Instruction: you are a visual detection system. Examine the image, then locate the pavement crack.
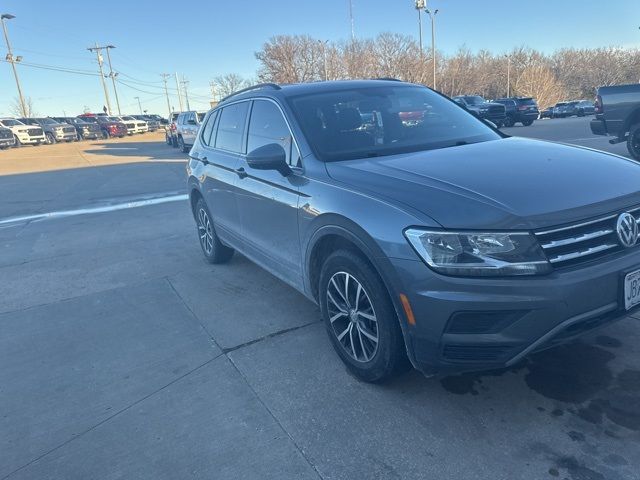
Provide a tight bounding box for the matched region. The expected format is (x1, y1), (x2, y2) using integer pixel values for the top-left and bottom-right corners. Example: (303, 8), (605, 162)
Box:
(222, 320), (321, 354)
(1, 354), (223, 480)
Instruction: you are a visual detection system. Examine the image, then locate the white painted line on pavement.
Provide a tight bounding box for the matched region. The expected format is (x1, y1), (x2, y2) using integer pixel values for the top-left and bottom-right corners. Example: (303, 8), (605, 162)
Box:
(0, 193), (188, 226)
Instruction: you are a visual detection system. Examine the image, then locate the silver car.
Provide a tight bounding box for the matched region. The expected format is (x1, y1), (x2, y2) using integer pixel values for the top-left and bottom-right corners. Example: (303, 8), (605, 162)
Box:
(176, 111), (206, 152)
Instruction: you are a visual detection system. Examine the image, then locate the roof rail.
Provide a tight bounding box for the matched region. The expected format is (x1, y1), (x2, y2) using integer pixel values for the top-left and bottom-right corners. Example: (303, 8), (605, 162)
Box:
(219, 83), (281, 103)
(375, 77), (403, 82)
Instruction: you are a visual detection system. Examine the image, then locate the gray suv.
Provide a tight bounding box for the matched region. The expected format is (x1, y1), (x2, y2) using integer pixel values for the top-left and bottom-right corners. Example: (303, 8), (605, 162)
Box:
(176, 111), (206, 152)
(187, 80), (640, 382)
(18, 117), (77, 143)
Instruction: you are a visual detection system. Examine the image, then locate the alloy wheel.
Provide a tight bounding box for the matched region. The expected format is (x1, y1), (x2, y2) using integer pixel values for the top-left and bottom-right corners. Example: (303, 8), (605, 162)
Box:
(197, 207), (214, 256)
(326, 271), (379, 363)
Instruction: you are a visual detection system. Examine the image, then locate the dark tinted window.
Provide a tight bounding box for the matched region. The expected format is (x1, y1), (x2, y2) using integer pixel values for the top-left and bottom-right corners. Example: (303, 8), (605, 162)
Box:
(288, 86), (499, 162)
(516, 98), (536, 106)
(197, 113), (206, 122)
(247, 100), (299, 166)
(200, 110), (218, 146)
(215, 102), (249, 153)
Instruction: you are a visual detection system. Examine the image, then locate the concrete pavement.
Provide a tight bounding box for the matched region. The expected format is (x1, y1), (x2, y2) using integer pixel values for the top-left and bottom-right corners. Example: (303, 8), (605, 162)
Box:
(1, 125), (639, 480)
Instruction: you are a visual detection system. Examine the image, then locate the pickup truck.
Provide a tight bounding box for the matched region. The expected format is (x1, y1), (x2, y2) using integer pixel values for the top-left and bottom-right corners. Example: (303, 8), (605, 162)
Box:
(590, 83), (640, 160)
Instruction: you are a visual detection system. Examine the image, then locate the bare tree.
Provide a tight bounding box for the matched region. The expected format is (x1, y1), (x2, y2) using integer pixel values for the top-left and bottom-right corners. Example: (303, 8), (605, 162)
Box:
(212, 73), (251, 99)
(514, 63), (565, 109)
(9, 96), (35, 117)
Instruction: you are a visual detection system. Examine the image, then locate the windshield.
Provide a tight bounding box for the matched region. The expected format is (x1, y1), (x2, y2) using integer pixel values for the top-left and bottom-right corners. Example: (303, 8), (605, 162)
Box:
(518, 98), (537, 106)
(107, 117), (121, 122)
(39, 118), (58, 125)
(463, 96), (486, 105)
(288, 86), (500, 162)
(122, 116), (135, 121)
(1, 119), (23, 126)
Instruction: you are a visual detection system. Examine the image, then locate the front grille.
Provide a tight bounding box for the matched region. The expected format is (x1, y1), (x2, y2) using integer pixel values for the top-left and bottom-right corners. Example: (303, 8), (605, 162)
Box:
(126, 123), (135, 128)
(28, 128), (43, 136)
(535, 208), (640, 268)
(0, 129), (12, 139)
(136, 122), (145, 127)
(63, 126), (75, 134)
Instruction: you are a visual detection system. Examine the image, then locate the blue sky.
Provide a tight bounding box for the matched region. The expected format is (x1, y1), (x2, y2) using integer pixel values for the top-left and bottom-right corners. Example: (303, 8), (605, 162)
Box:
(0, 0), (638, 117)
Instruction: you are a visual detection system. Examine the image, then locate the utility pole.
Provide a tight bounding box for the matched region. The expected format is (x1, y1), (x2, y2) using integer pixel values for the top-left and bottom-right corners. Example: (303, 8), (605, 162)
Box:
(209, 81), (217, 104)
(87, 43), (112, 115)
(161, 73), (172, 118)
(104, 45), (121, 115)
(175, 72), (184, 111)
(134, 96), (142, 115)
(348, 0), (355, 42)
(319, 40), (329, 81)
(1, 13), (27, 117)
(507, 60), (511, 97)
(180, 76), (191, 111)
(426, 9), (439, 90)
(414, 0), (425, 58)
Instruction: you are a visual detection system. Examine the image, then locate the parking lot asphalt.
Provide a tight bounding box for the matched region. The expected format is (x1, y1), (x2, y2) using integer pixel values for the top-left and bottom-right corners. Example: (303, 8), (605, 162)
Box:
(1, 120), (639, 480)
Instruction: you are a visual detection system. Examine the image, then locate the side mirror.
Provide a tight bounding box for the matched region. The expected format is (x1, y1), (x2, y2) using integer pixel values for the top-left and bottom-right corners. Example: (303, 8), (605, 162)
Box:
(246, 143), (290, 176)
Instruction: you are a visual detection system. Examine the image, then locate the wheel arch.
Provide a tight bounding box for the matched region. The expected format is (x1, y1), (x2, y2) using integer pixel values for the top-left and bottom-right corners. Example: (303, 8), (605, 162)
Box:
(624, 107), (640, 134)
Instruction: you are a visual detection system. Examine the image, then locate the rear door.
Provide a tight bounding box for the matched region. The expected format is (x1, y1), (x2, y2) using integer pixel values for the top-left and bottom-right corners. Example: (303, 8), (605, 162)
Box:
(197, 102), (250, 243)
(234, 99), (303, 286)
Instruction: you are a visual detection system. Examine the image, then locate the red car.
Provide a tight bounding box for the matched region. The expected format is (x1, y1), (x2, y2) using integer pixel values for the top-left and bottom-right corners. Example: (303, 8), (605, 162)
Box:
(78, 114), (127, 138)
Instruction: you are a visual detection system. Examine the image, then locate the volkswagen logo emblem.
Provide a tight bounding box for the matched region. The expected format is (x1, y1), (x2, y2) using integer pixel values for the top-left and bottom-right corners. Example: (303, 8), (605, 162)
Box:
(616, 212), (639, 248)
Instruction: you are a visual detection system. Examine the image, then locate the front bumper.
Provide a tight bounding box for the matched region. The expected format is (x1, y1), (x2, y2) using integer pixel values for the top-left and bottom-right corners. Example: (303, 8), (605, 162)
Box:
(16, 133), (45, 144)
(392, 248), (640, 374)
(54, 131), (77, 141)
(0, 137), (14, 147)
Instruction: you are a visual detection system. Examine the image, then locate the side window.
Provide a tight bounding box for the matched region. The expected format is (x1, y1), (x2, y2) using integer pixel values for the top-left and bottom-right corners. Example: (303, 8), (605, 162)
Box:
(247, 100), (300, 167)
(215, 102), (249, 153)
(177, 114), (184, 125)
(200, 111), (218, 146)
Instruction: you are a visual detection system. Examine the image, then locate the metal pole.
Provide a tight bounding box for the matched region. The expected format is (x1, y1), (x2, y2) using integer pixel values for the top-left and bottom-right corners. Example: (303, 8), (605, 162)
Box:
(507, 56), (511, 97)
(104, 46), (121, 115)
(134, 96), (142, 115)
(175, 72), (184, 111)
(348, 0), (355, 41)
(418, 9), (423, 58)
(88, 43), (112, 115)
(427, 9), (438, 90)
(1, 15), (27, 117)
(161, 74), (172, 118)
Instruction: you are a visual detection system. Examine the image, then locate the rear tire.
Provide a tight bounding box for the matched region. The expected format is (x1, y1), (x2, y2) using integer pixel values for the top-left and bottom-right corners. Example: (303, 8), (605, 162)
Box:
(319, 249), (407, 383)
(101, 130), (110, 139)
(627, 123), (640, 161)
(503, 116), (515, 128)
(194, 198), (234, 264)
(165, 133), (172, 145)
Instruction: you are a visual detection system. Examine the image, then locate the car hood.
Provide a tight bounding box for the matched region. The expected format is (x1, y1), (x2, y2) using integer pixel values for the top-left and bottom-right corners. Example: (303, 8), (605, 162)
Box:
(325, 137), (640, 230)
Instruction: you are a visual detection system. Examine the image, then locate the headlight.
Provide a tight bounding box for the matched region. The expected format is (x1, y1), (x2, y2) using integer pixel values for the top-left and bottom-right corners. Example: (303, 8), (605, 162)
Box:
(404, 229), (551, 276)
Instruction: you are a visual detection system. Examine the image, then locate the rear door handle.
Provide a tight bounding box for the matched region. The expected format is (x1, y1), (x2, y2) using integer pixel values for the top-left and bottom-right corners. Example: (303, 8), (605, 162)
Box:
(235, 167), (248, 179)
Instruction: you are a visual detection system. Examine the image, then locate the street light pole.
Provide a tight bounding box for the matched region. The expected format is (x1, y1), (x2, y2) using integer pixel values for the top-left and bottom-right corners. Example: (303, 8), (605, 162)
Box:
(1, 13), (27, 117)
(426, 9), (439, 90)
(348, 0), (355, 42)
(87, 43), (112, 115)
(175, 72), (184, 111)
(415, 0), (425, 58)
(507, 55), (511, 97)
(104, 46), (121, 115)
(134, 96), (142, 115)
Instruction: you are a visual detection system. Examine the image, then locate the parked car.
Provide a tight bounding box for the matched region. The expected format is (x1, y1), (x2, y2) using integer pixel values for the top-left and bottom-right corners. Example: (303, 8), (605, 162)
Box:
(176, 110), (206, 152)
(51, 117), (102, 140)
(539, 106), (555, 119)
(452, 95), (506, 126)
(590, 83), (640, 160)
(134, 115), (159, 132)
(18, 117), (77, 144)
(79, 115), (127, 138)
(575, 100), (595, 116)
(116, 116), (142, 135)
(187, 79), (640, 382)
(493, 97), (539, 126)
(165, 112), (180, 147)
(146, 114), (168, 126)
(0, 118), (46, 146)
(552, 102), (573, 118)
(0, 125), (15, 149)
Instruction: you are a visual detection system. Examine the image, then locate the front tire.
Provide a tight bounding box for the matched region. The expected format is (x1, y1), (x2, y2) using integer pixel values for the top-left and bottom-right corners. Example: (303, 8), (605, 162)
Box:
(194, 198), (234, 264)
(503, 116), (515, 128)
(627, 123), (640, 161)
(13, 135), (21, 147)
(45, 132), (55, 144)
(522, 119), (534, 126)
(178, 136), (189, 153)
(319, 250), (407, 382)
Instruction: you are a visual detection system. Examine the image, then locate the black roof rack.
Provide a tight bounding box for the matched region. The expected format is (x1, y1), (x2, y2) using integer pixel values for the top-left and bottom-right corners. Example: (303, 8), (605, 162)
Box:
(375, 77), (403, 82)
(219, 83), (281, 103)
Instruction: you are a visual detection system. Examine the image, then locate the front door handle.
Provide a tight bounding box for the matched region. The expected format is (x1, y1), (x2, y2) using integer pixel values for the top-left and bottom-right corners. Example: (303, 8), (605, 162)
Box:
(235, 167), (248, 179)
